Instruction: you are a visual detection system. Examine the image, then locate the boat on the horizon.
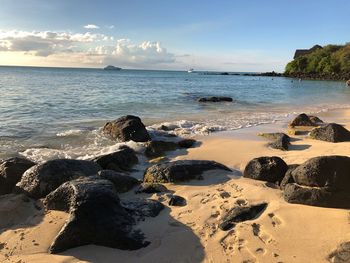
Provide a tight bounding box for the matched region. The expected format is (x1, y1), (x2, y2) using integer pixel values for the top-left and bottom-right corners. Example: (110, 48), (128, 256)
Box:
(187, 68), (194, 73)
(104, 65), (122, 71)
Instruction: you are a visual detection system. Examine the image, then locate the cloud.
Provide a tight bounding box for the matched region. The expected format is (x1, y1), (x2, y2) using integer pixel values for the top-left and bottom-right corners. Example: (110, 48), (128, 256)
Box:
(0, 29), (176, 68)
(107, 25), (115, 29)
(84, 24), (99, 29)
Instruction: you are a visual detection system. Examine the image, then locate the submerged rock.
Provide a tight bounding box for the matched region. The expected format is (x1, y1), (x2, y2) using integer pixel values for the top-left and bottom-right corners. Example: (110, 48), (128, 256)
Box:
(198, 96), (233, 102)
(143, 160), (231, 183)
(45, 177), (148, 253)
(289, 113), (317, 127)
(177, 139), (196, 148)
(219, 203), (268, 231)
(98, 170), (139, 193)
(0, 157), (36, 195)
(93, 146), (138, 172)
(310, 123), (350, 142)
(243, 156), (288, 183)
(103, 115), (151, 142)
(135, 183), (168, 194)
(144, 141), (178, 158)
(168, 195), (187, 206)
(15, 159), (101, 199)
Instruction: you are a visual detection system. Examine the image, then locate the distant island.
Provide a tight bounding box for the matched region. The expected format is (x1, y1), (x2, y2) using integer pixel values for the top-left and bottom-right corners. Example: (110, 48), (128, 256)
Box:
(104, 65), (122, 70)
(284, 43), (350, 81)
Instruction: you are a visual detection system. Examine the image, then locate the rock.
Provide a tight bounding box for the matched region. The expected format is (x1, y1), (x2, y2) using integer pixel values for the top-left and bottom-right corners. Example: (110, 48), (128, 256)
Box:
(283, 183), (334, 207)
(15, 159), (101, 199)
(198, 97), (233, 102)
(93, 146), (138, 172)
(135, 183), (168, 194)
(309, 116), (323, 124)
(219, 203), (268, 231)
(121, 198), (164, 220)
(44, 177), (147, 253)
(144, 141), (178, 158)
(283, 156), (350, 208)
(0, 157), (36, 195)
(243, 157), (288, 183)
(177, 139), (196, 148)
(259, 133), (290, 151)
(310, 123), (350, 142)
(328, 241), (350, 263)
(291, 156), (350, 191)
(289, 113), (317, 127)
(144, 160), (231, 183)
(168, 195), (187, 206)
(103, 115), (151, 142)
(280, 164), (298, 189)
(98, 170), (139, 193)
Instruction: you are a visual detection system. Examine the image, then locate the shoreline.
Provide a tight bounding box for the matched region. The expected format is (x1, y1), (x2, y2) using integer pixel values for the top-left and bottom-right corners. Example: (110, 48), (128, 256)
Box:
(1, 108), (350, 262)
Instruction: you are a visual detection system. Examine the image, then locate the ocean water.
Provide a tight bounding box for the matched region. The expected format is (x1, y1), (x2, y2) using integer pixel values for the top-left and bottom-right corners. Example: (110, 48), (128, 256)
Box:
(1, 66), (349, 162)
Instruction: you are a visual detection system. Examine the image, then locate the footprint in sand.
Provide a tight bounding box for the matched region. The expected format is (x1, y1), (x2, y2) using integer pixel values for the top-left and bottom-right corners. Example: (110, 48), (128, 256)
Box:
(252, 223), (276, 245)
(268, 213), (282, 227)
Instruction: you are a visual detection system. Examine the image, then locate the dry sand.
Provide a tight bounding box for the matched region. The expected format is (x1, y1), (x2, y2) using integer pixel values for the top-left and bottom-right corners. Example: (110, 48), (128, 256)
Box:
(1, 109), (350, 263)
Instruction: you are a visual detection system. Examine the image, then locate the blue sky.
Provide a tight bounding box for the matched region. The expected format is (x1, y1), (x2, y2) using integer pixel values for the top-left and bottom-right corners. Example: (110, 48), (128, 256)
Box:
(0, 0), (349, 71)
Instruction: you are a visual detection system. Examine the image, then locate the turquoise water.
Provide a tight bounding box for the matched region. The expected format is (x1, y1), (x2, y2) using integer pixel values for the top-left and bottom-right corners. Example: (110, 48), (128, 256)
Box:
(0, 66), (349, 161)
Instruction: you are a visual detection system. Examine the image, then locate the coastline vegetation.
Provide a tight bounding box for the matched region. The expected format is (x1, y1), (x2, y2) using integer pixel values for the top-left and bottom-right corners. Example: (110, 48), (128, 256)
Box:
(285, 43), (350, 80)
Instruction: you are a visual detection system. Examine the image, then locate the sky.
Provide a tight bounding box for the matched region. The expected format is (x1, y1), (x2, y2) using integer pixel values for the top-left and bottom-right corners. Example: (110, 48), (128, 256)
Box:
(0, 0), (349, 72)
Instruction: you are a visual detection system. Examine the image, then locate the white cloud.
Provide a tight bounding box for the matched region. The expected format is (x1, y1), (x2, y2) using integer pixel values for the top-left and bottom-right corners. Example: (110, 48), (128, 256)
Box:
(107, 25), (115, 29)
(0, 29), (176, 68)
(83, 24), (99, 29)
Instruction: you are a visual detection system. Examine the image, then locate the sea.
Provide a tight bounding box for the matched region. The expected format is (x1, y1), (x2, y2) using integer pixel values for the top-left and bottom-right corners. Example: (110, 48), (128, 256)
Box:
(1, 66), (349, 162)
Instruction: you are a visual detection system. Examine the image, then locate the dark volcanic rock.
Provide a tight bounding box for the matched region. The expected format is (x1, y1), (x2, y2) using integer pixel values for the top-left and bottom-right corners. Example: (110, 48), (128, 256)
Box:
(283, 183), (334, 207)
(289, 113), (317, 127)
(135, 183), (168, 194)
(283, 156), (350, 208)
(243, 157), (288, 183)
(291, 156), (350, 191)
(280, 164), (298, 189)
(45, 177), (147, 253)
(15, 159), (101, 199)
(309, 116), (323, 124)
(260, 133), (290, 151)
(198, 96), (233, 102)
(103, 115), (151, 142)
(0, 157), (36, 195)
(98, 170), (139, 193)
(143, 160), (231, 183)
(144, 141), (178, 158)
(168, 195), (187, 206)
(310, 123), (350, 142)
(93, 147), (138, 172)
(121, 198), (164, 220)
(178, 139), (196, 148)
(328, 241), (350, 263)
(219, 203), (268, 231)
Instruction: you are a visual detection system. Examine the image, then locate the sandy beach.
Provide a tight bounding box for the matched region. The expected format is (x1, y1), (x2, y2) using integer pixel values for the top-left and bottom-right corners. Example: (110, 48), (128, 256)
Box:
(0, 108), (350, 263)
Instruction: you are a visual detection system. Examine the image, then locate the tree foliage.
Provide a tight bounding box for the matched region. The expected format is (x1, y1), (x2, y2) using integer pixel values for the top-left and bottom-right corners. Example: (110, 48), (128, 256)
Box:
(285, 44), (350, 76)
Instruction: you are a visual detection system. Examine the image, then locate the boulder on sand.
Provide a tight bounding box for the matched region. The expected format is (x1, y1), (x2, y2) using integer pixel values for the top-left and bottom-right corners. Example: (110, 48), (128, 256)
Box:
(243, 156), (288, 183)
(143, 160), (231, 183)
(289, 113), (318, 127)
(283, 156), (350, 208)
(219, 203), (268, 231)
(135, 183), (168, 194)
(92, 146), (138, 172)
(44, 177), (148, 253)
(259, 133), (290, 151)
(144, 141), (178, 158)
(310, 123), (350, 142)
(15, 159), (101, 199)
(97, 170), (140, 193)
(0, 157), (36, 195)
(103, 115), (151, 142)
